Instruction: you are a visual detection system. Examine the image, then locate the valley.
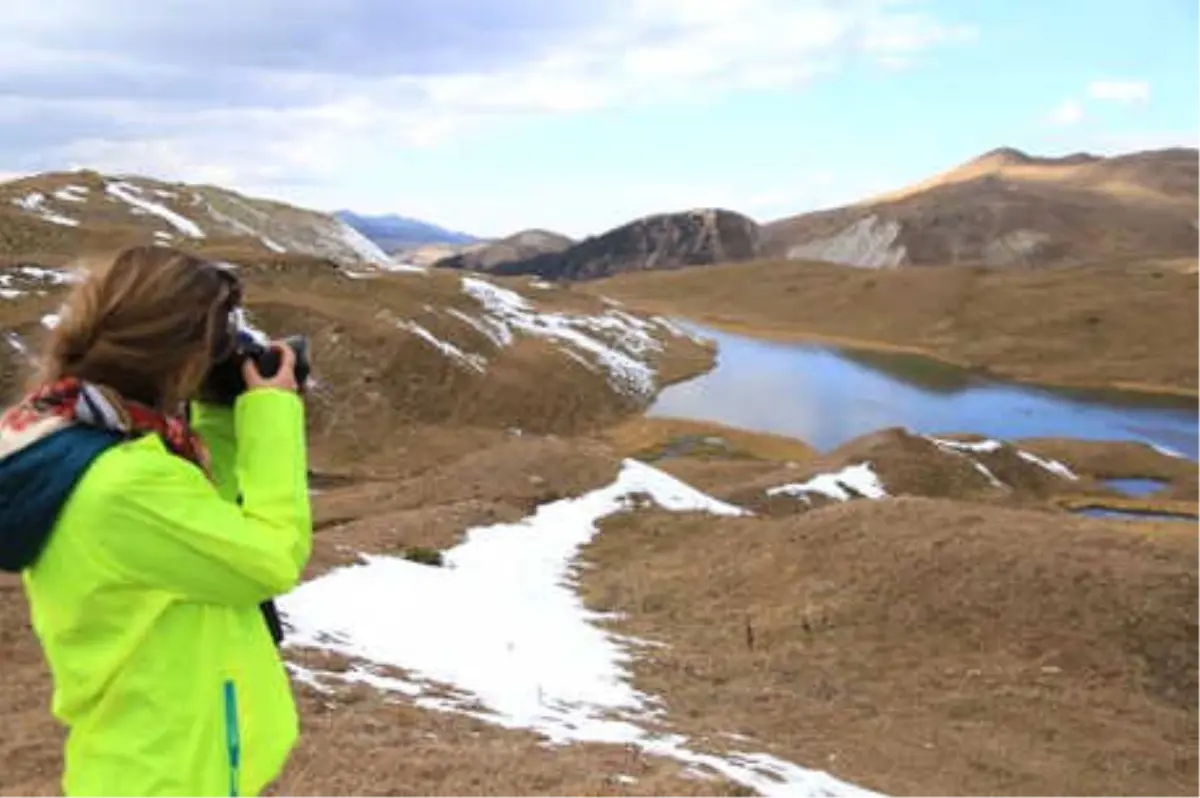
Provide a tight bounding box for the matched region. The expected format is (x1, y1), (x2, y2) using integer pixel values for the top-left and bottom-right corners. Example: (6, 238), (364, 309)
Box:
(0, 148), (1196, 797)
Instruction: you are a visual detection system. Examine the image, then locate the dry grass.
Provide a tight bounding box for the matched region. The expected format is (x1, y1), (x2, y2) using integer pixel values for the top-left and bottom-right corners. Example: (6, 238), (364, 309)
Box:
(600, 417), (817, 463)
(587, 258), (1200, 395)
(2, 260), (711, 473)
(578, 498), (1199, 796)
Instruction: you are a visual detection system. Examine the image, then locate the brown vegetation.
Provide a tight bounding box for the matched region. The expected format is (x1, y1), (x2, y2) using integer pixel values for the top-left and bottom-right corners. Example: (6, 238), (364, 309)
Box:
(579, 497), (1199, 796)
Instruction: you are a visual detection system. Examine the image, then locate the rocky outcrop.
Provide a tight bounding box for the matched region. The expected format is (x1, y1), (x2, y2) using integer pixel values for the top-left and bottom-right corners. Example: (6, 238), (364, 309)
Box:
(469, 209), (761, 281)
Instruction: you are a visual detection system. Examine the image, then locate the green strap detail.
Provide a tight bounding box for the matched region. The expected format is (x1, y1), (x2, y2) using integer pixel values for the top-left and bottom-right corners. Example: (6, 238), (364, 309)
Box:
(223, 680), (241, 797)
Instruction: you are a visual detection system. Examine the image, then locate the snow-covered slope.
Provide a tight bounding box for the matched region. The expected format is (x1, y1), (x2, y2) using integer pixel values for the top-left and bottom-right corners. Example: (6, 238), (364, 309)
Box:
(0, 171), (392, 268)
(282, 459), (873, 797)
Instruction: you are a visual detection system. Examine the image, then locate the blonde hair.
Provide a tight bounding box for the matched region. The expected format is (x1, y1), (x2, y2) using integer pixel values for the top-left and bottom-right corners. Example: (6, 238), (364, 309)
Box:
(36, 245), (237, 410)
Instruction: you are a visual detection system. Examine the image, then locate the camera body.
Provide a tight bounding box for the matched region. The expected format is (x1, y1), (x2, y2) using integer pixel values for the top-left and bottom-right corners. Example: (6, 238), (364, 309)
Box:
(198, 329), (311, 406)
(239, 332), (311, 385)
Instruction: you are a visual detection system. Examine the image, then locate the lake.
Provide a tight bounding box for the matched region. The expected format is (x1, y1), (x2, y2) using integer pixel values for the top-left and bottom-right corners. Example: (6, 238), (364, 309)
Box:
(649, 323), (1199, 460)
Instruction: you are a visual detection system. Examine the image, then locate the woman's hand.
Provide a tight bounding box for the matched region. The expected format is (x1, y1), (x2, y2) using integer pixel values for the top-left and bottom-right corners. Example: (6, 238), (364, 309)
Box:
(242, 341), (299, 392)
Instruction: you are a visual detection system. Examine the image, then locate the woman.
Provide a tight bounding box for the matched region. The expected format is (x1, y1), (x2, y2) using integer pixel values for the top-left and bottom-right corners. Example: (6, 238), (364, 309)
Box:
(0, 245), (311, 796)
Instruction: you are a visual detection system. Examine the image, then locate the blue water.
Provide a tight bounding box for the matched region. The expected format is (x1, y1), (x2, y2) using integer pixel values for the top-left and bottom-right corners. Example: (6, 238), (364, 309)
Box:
(650, 323), (1199, 460)
(1103, 478), (1170, 497)
(1075, 507), (1195, 523)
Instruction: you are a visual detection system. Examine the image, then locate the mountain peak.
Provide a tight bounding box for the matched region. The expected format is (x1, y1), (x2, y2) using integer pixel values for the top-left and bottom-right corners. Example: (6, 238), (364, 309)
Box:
(969, 147), (1034, 168)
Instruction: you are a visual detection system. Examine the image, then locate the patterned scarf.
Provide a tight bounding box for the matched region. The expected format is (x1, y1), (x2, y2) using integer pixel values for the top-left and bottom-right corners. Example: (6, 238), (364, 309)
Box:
(0, 377), (209, 474)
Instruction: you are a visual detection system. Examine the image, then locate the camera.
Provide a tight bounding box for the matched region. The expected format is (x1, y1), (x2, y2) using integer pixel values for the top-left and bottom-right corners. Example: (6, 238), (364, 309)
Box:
(198, 327), (311, 406)
(237, 331), (311, 385)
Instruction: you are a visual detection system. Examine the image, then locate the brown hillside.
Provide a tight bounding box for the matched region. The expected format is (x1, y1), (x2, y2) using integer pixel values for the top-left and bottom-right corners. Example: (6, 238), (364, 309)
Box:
(433, 229), (573, 272)
(580, 497), (1198, 796)
(763, 147), (1199, 267)
(587, 257), (1200, 395)
(1, 257), (712, 474)
(0, 170), (393, 268)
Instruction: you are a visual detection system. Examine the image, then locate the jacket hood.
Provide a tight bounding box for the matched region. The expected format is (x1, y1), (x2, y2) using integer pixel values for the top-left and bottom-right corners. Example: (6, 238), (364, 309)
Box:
(0, 424), (121, 572)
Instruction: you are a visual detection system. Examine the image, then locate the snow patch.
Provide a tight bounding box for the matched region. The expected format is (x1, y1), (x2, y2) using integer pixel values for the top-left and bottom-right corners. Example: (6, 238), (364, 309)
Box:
(1016, 450), (1079, 480)
(11, 193), (80, 227)
(334, 219), (391, 266)
(198, 197), (286, 253)
(379, 261), (427, 274)
(1151, 443), (1186, 459)
(4, 332), (27, 355)
(52, 185), (89, 203)
(445, 308), (514, 348)
(928, 437), (1003, 454)
(280, 462), (865, 796)
(786, 215), (906, 268)
(0, 265), (77, 299)
(41, 313), (60, 330)
(397, 320), (487, 373)
(460, 277), (661, 397)
(767, 462), (887, 502)
(927, 437), (1009, 490)
(529, 280), (555, 290)
(105, 181), (206, 238)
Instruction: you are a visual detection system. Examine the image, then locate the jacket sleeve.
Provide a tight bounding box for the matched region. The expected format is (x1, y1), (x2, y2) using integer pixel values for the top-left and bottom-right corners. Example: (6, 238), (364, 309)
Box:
(188, 400), (240, 504)
(84, 388), (312, 605)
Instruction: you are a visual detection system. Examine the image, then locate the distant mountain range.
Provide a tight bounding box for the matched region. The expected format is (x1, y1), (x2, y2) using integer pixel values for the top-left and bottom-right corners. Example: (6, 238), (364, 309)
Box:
(459, 211), (759, 281)
(333, 210), (478, 252)
(1, 145), (1193, 282)
(429, 145), (1198, 279)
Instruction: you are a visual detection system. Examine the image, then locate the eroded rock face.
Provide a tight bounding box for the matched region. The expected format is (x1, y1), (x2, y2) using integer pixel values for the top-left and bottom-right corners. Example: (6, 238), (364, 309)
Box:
(784, 215), (907, 268)
(458, 209), (762, 281)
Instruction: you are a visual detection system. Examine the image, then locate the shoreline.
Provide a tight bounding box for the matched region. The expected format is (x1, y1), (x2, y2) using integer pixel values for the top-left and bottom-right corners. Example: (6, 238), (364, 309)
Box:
(633, 306), (1200, 402)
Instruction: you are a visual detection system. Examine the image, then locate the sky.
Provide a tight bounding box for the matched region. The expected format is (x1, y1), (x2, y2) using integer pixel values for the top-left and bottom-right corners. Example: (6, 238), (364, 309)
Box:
(1, 0), (1196, 238)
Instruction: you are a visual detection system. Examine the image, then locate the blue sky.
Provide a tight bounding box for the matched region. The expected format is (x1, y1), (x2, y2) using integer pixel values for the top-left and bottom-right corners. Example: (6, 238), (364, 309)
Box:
(2, 0), (1196, 237)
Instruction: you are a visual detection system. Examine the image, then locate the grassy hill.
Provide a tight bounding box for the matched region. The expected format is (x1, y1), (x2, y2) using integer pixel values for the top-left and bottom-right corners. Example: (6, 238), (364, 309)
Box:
(763, 147), (1199, 268)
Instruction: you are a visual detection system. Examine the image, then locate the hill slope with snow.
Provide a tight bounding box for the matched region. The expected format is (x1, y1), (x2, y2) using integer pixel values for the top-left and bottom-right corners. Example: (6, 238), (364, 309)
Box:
(0, 170), (393, 269)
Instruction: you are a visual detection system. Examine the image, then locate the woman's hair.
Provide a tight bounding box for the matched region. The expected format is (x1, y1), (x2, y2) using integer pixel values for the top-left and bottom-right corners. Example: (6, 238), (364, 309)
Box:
(35, 245), (239, 410)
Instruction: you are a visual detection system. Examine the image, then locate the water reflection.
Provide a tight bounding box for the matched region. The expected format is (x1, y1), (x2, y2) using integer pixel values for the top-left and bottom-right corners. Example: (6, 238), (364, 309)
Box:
(650, 322), (1199, 459)
(1074, 507), (1195, 523)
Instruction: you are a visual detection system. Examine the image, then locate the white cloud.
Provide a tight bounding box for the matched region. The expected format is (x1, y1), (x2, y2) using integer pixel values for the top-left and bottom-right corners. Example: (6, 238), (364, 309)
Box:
(0, 0), (975, 211)
(1087, 80), (1151, 103)
(1049, 98), (1085, 126)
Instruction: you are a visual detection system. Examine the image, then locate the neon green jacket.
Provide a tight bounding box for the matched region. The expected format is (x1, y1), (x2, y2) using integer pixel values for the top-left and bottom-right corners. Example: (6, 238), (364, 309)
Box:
(20, 389), (311, 796)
